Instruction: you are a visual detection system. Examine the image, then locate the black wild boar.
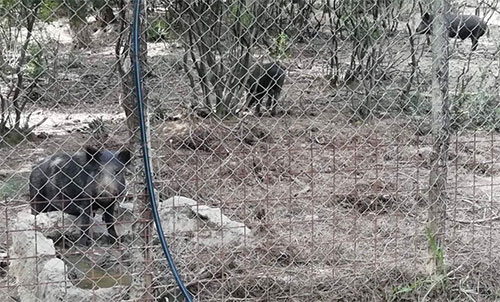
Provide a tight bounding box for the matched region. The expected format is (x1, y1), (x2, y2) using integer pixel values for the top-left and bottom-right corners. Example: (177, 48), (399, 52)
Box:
(246, 62), (286, 116)
(416, 13), (488, 51)
(29, 146), (131, 245)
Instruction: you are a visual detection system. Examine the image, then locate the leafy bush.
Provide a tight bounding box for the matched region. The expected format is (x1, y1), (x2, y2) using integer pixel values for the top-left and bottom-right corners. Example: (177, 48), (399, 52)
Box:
(452, 92), (500, 131)
(270, 32), (290, 60)
(27, 44), (45, 79)
(402, 92), (432, 116)
(147, 18), (170, 42)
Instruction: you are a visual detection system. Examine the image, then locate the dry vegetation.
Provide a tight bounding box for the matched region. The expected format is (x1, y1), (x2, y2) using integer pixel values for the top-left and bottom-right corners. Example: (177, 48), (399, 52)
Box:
(2, 0), (500, 301)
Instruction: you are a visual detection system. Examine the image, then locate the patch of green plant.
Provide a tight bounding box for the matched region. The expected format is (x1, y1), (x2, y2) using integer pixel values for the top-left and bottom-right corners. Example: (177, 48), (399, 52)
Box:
(391, 279), (425, 301)
(228, 2), (253, 29)
(0, 176), (25, 200)
(39, 0), (60, 22)
(390, 273), (448, 301)
(270, 32), (290, 60)
(341, 14), (382, 41)
(452, 91), (500, 131)
(1, 129), (25, 146)
(360, 18), (382, 40)
(147, 18), (170, 42)
(401, 91), (432, 116)
(0, 0), (17, 12)
(27, 44), (45, 79)
(426, 228), (445, 272)
(390, 229), (447, 301)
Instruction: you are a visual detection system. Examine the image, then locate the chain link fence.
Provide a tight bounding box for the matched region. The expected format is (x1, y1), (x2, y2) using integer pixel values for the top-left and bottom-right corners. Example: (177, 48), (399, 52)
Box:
(1, 0), (500, 301)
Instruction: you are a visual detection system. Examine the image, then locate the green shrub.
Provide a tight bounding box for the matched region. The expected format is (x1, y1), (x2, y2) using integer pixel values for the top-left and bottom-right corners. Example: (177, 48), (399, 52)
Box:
(270, 32), (290, 60)
(147, 18), (169, 42)
(452, 92), (500, 131)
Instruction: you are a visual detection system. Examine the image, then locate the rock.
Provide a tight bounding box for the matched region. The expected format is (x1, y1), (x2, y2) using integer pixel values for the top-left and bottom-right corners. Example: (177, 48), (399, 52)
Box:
(9, 213), (126, 302)
(114, 202), (134, 238)
(20, 196), (251, 247)
(10, 213), (57, 302)
(29, 212), (80, 240)
(96, 253), (120, 270)
(22, 202), (135, 242)
(159, 196), (252, 246)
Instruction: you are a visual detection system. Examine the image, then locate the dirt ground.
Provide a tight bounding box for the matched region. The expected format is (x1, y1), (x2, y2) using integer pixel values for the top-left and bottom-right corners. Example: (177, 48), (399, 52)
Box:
(2, 3), (500, 301)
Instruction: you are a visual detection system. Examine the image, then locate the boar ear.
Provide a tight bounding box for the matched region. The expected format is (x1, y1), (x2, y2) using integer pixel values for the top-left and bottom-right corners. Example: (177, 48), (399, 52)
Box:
(84, 146), (101, 160)
(117, 149), (132, 165)
(423, 12), (431, 20)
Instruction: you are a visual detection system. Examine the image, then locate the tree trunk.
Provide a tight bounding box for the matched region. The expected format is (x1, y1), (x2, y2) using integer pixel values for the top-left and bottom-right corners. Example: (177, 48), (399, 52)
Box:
(117, 0), (153, 300)
(68, 1), (92, 49)
(427, 0), (450, 276)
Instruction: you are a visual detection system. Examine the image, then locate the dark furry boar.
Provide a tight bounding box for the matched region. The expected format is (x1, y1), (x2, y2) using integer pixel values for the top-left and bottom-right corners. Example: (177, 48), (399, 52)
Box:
(416, 13), (488, 51)
(246, 62), (286, 116)
(29, 146), (131, 245)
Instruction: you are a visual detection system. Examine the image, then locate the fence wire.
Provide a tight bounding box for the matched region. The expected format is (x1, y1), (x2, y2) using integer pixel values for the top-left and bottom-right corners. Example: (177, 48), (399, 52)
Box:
(1, 0), (500, 301)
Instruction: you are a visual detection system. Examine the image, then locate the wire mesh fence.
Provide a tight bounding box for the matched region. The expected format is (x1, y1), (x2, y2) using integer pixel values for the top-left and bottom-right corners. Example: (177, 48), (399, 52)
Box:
(1, 0), (500, 301)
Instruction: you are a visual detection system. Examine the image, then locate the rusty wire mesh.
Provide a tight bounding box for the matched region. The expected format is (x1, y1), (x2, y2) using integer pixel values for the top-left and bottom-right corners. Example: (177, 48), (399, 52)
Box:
(1, 0), (500, 301)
